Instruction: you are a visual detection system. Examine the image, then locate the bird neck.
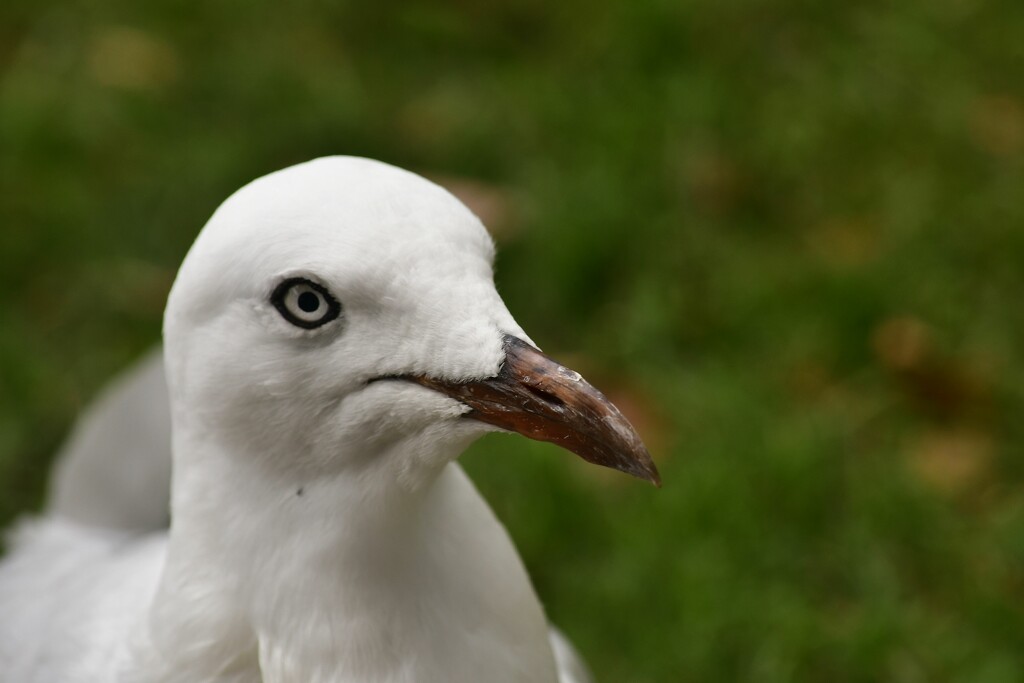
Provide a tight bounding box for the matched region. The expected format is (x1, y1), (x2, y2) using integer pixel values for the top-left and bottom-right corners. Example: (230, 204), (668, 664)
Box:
(143, 431), (559, 683)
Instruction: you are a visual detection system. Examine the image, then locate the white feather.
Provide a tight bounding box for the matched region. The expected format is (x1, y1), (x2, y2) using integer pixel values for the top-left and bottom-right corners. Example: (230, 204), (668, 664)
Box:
(1, 157), (594, 683)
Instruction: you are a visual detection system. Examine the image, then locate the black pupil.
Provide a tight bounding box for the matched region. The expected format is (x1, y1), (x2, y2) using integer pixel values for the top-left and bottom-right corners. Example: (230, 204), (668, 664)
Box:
(297, 291), (321, 313)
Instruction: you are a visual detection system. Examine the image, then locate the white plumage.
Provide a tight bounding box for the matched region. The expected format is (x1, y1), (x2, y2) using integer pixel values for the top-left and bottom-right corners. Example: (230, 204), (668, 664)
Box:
(1, 157), (655, 682)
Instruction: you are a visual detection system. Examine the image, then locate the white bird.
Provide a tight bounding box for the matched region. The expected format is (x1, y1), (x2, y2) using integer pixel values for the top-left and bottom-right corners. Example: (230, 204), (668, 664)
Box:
(0, 157), (659, 683)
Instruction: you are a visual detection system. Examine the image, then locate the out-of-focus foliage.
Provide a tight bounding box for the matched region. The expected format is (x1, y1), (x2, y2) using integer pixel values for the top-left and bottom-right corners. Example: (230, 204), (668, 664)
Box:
(2, 0), (1023, 680)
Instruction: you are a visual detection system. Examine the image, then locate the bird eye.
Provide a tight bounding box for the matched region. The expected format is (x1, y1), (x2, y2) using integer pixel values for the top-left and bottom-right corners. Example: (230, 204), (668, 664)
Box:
(271, 278), (341, 329)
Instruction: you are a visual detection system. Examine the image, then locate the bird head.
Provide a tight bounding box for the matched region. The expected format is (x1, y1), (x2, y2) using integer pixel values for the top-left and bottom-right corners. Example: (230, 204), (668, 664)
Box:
(164, 157), (658, 492)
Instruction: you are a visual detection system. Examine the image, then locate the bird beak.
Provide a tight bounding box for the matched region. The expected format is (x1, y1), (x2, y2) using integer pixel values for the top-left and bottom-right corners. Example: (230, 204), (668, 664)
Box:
(412, 335), (661, 486)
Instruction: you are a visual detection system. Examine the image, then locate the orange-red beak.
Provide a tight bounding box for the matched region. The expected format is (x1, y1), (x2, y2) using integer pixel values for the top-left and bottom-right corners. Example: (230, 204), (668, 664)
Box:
(411, 335), (660, 486)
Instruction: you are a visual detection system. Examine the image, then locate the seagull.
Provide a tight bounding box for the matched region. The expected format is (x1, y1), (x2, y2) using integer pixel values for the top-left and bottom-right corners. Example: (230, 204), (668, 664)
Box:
(0, 157), (659, 683)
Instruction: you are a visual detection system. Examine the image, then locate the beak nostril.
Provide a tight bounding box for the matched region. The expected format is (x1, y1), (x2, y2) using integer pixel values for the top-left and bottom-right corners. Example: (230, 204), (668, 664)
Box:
(525, 384), (565, 407)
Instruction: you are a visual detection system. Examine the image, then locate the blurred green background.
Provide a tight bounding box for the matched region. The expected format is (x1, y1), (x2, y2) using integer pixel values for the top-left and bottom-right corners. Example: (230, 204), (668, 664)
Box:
(2, 1), (1024, 680)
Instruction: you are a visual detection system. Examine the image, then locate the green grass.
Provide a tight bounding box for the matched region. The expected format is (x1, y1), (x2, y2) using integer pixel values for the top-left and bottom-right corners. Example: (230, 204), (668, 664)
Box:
(2, 0), (1024, 680)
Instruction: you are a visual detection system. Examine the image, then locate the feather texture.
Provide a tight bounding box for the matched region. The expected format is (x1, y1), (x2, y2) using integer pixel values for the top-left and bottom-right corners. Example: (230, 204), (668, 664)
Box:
(1, 157), (597, 683)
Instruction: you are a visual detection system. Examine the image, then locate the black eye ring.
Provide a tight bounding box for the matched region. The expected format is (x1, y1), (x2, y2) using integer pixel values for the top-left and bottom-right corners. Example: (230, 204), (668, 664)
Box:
(271, 277), (342, 329)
